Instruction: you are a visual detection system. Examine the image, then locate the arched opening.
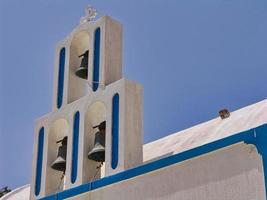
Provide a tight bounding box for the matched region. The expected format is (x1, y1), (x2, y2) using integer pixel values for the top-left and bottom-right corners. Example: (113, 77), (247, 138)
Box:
(83, 101), (107, 183)
(68, 31), (90, 103)
(46, 119), (69, 195)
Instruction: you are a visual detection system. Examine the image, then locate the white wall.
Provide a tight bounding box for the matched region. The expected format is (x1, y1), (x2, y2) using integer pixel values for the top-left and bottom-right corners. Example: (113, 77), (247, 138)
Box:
(67, 143), (266, 200)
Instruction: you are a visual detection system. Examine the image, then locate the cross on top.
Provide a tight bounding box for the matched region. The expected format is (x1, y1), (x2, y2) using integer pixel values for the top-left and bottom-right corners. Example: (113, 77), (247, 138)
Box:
(80, 5), (97, 24)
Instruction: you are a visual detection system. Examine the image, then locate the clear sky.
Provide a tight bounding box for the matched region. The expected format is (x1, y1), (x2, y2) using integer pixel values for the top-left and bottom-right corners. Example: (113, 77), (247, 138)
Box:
(0, 0), (267, 190)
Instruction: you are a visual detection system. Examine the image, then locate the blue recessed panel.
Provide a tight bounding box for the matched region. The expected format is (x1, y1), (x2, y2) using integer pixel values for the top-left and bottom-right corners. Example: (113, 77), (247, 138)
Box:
(93, 28), (101, 92)
(35, 127), (45, 196)
(57, 48), (65, 109)
(71, 111), (80, 183)
(111, 93), (119, 169)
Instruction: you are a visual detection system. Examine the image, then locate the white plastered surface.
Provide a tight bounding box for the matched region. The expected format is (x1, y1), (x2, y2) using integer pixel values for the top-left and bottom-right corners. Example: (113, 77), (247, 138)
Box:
(143, 99), (267, 163)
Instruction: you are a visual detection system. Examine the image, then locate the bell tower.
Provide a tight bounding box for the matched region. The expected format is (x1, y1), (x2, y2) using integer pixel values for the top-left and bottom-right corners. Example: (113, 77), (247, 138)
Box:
(29, 6), (143, 200)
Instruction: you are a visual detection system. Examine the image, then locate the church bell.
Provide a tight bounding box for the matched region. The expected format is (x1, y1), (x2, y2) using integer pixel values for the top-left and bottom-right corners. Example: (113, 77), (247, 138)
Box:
(51, 136), (68, 172)
(88, 121), (106, 162)
(75, 50), (89, 79)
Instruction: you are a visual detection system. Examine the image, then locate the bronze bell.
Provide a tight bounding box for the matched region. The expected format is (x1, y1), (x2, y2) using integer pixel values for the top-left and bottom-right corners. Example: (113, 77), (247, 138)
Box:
(51, 136), (68, 172)
(88, 121), (106, 162)
(75, 50), (89, 79)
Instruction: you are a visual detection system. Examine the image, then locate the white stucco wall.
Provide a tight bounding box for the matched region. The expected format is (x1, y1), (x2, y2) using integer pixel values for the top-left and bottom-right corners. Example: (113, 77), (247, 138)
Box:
(67, 143), (266, 200)
(144, 99), (267, 163)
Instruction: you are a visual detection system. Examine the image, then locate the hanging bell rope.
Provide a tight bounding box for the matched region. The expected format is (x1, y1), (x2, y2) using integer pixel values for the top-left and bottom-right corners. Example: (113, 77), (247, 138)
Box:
(91, 162), (103, 182)
(57, 171), (65, 192)
(88, 162), (103, 200)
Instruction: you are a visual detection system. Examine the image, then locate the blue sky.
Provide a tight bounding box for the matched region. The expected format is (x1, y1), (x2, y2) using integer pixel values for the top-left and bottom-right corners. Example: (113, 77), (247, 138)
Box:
(1, 0), (267, 190)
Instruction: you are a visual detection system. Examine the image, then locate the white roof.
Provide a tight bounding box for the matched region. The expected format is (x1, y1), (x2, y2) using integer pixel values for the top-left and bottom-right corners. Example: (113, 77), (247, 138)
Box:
(143, 99), (267, 163)
(0, 185), (30, 200)
(4, 99), (267, 199)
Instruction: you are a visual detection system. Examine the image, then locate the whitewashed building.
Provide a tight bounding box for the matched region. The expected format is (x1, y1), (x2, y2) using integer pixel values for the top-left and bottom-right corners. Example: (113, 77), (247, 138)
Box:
(1, 8), (266, 200)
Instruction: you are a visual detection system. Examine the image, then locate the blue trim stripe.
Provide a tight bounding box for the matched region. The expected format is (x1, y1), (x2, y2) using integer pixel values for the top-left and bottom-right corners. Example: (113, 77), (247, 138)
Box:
(35, 127), (45, 196)
(39, 124), (267, 200)
(57, 48), (65, 109)
(111, 93), (119, 169)
(92, 28), (100, 92)
(71, 111), (80, 183)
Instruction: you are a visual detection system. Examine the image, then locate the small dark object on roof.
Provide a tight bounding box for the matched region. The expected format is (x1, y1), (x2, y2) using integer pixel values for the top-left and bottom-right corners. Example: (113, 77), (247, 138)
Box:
(219, 109), (230, 119)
